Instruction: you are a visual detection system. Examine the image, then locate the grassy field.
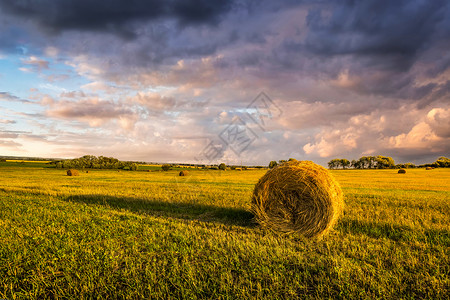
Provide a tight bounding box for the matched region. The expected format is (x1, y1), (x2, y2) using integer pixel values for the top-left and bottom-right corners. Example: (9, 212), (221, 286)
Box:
(0, 162), (448, 299)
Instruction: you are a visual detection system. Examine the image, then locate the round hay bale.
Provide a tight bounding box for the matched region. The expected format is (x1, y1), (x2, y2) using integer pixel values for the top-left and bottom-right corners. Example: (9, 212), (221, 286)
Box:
(86, 170), (89, 173)
(67, 169), (79, 176)
(398, 169), (406, 174)
(426, 167), (433, 170)
(179, 170), (189, 176)
(251, 160), (343, 238)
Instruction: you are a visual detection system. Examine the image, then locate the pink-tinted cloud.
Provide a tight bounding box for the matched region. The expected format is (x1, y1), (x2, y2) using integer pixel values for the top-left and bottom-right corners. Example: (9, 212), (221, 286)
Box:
(21, 56), (50, 72)
(46, 98), (137, 128)
(0, 119), (16, 124)
(426, 107), (450, 138)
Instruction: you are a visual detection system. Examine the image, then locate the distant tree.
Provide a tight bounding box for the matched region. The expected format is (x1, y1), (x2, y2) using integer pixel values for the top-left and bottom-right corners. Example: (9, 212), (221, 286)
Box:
(161, 164), (171, 171)
(328, 158), (346, 169)
(58, 155), (145, 170)
(359, 156), (368, 169)
(396, 163), (416, 169)
(269, 161), (278, 169)
(218, 163), (226, 170)
(341, 159), (350, 169)
(435, 156), (450, 168)
(328, 159), (339, 169)
(355, 156), (376, 169)
(375, 155), (395, 169)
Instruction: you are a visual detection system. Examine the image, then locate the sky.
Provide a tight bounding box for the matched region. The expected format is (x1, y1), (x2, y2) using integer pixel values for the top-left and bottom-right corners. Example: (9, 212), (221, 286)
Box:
(0, 0), (449, 166)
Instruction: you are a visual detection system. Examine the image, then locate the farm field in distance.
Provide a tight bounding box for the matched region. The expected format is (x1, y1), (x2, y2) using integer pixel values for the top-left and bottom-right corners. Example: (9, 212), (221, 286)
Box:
(0, 161), (449, 299)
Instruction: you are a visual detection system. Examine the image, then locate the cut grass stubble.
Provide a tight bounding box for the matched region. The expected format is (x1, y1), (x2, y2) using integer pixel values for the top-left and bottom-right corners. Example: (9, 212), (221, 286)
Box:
(0, 162), (448, 298)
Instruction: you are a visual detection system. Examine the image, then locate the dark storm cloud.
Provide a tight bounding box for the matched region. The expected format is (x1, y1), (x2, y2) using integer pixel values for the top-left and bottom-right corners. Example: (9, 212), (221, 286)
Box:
(302, 0), (450, 71)
(266, 0), (450, 104)
(0, 0), (233, 38)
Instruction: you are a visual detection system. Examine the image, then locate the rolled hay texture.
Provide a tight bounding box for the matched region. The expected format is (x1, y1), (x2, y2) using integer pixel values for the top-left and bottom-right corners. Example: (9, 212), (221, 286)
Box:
(67, 169), (80, 176)
(398, 169), (406, 174)
(426, 167), (433, 170)
(251, 160), (343, 238)
(179, 170), (189, 176)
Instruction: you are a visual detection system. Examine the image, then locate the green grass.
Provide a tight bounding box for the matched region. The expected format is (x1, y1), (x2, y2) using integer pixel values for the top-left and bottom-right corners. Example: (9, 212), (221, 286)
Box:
(0, 162), (449, 299)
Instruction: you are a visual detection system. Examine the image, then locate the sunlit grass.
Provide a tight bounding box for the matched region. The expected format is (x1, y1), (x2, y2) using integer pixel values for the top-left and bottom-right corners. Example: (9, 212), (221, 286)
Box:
(0, 163), (448, 298)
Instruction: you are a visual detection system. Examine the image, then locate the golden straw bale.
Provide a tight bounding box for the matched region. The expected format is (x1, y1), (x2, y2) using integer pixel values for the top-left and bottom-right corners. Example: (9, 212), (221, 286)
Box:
(251, 160), (343, 238)
(67, 169), (79, 176)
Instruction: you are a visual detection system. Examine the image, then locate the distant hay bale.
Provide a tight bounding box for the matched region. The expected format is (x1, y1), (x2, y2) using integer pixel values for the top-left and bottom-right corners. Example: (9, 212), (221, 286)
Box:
(398, 169), (406, 174)
(67, 169), (79, 176)
(86, 170), (89, 173)
(426, 167), (433, 170)
(179, 170), (189, 176)
(251, 160), (343, 238)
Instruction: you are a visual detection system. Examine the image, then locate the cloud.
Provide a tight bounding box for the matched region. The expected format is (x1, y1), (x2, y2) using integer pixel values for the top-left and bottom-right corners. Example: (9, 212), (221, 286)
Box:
(278, 100), (372, 130)
(302, 1), (450, 70)
(0, 132), (19, 139)
(0, 92), (33, 103)
(129, 92), (177, 112)
(272, 0), (450, 102)
(425, 107), (450, 138)
(386, 122), (441, 151)
(21, 55), (50, 72)
(0, 0), (234, 38)
(303, 128), (359, 158)
(302, 104), (450, 164)
(46, 98), (137, 128)
(44, 46), (59, 57)
(45, 74), (70, 82)
(0, 119), (16, 124)
(81, 81), (118, 93)
(0, 130), (48, 152)
(0, 139), (22, 149)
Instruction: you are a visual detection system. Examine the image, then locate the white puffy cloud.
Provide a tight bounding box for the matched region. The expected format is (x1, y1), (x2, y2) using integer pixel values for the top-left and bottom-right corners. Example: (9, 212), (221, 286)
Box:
(426, 107), (450, 138)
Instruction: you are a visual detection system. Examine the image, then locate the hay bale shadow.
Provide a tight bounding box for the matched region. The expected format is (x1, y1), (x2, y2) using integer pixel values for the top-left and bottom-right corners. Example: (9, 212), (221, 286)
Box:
(65, 194), (255, 228)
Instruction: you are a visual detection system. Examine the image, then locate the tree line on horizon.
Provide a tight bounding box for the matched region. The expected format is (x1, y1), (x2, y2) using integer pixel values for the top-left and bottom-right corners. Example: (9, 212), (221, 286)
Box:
(51, 155), (139, 171)
(327, 156), (450, 169)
